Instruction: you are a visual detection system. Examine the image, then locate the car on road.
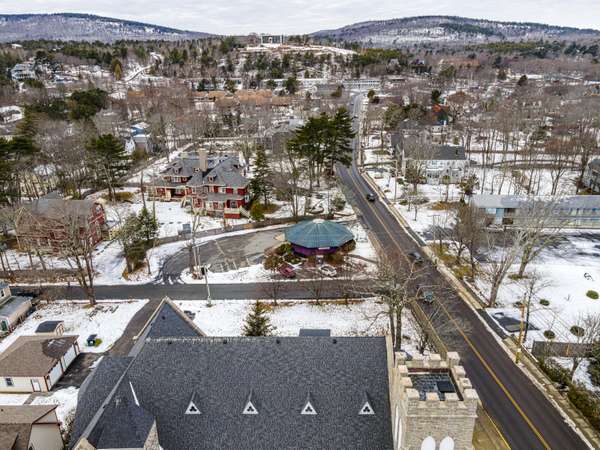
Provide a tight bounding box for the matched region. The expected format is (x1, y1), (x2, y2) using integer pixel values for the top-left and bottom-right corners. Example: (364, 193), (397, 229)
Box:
(278, 264), (296, 279)
(408, 251), (424, 264)
(416, 285), (434, 304)
(318, 264), (337, 277)
(366, 193), (377, 202)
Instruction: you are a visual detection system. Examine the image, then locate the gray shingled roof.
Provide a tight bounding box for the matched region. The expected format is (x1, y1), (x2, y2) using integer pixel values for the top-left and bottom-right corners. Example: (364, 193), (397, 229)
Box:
(121, 336), (392, 450)
(72, 301), (393, 450)
(88, 378), (155, 449)
(146, 301), (206, 339)
(406, 144), (466, 161)
(70, 356), (132, 448)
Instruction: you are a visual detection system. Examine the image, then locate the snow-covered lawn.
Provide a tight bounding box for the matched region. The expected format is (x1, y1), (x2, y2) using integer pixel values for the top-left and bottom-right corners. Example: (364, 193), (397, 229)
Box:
(0, 394), (29, 405)
(175, 298), (420, 345)
(0, 300), (147, 354)
(478, 233), (600, 345)
(31, 387), (79, 431)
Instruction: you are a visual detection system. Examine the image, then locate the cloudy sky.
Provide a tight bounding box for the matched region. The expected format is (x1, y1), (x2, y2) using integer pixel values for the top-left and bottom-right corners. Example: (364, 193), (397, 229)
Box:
(2, 0), (599, 34)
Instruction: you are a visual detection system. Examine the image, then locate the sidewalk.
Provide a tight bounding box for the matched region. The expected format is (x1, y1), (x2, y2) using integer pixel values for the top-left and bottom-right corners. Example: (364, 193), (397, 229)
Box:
(363, 170), (600, 448)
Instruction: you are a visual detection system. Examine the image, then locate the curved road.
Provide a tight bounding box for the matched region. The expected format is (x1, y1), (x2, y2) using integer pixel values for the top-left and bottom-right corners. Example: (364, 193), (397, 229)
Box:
(343, 94), (587, 450)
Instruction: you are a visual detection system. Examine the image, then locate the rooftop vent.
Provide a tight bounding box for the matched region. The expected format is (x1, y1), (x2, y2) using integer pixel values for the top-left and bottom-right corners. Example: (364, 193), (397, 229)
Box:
(301, 393), (317, 415)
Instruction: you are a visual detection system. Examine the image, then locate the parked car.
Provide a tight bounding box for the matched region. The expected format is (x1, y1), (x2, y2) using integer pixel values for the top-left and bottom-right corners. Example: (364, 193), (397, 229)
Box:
(318, 264), (337, 277)
(278, 264), (296, 279)
(416, 285), (434, 304)
(408, 251), (424, 264)
(366, 193), (377, 202)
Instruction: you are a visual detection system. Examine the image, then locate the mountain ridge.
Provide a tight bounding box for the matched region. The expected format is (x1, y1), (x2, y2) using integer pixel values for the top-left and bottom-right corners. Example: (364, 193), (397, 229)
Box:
(0, 13), (212, 42)
(311, 15), (600, 46)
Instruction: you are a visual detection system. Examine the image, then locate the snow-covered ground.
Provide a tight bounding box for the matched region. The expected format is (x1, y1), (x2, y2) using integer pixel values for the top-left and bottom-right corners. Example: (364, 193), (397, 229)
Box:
(553, 358), (598, 392)
(175, 298), (420, 346)
(479, 233), (600, 345)
(0, 393), (29, 405)
(32, 387), (79, 431)
(0, 300), (147, 354)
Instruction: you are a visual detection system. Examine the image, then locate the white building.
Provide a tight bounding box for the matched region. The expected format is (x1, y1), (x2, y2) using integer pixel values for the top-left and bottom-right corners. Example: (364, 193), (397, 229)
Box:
(399, 144), (468, 185)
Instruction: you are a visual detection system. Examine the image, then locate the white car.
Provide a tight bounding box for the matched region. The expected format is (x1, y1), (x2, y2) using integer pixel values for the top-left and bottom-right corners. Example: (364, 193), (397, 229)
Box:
(318, 264), (337, 277)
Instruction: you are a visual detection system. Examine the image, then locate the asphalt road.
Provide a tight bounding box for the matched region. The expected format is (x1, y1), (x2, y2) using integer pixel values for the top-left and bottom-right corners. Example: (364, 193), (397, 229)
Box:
(16, 279), (372, 301)
(343, 94), (587, 450)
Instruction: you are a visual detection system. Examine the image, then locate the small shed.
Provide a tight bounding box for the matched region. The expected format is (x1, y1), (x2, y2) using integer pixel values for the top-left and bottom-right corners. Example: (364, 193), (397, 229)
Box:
(284, 219), (354, 256)
(35, 320), (65, 336)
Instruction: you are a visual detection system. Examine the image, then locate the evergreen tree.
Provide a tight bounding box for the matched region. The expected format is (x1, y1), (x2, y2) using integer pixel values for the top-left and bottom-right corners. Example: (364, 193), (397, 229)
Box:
(86, 134), (130, 201)
(137, 206), (159, 246)
(243, 301), (276, 336)
(250, 146), (272, 205)
(325, 107), (355, 173)
(111, 58), (123, 80)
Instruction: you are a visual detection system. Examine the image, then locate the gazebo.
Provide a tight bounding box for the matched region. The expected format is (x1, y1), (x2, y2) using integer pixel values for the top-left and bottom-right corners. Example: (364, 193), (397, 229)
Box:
(284, 219), (354, 256)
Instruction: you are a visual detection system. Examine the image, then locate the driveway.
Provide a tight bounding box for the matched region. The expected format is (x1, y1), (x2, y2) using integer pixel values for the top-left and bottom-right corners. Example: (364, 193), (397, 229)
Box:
(160, 229), (283, 283)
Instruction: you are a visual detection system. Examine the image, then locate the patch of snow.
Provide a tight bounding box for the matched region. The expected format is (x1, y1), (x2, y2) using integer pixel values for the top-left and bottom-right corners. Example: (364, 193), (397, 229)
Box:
(31, 387), (78, 431)
(0, 300), (147, 353)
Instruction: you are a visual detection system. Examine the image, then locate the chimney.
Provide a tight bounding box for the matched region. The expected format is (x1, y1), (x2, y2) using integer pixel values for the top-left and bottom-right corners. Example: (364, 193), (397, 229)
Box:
(198, 149), (208, 172)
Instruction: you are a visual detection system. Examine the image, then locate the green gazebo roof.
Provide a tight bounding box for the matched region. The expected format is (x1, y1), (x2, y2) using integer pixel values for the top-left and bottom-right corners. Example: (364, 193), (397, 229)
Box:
(285, 219), (354, 249)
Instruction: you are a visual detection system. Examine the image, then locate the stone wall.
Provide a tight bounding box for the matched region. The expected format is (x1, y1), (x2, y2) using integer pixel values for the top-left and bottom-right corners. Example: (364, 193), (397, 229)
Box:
(391, 352), (479, 450)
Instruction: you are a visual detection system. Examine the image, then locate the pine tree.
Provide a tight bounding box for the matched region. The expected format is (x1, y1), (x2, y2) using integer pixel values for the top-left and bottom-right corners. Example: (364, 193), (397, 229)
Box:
(86, 134), (130, 201)
(137, 206), (159, 247)
(250, 146), (272, 205)
(243, 301), (276, 336)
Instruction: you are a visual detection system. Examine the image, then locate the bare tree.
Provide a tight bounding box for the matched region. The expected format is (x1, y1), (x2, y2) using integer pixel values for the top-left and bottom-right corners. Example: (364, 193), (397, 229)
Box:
(481, 233), (521, 307)
(517, 271), (551, 352)
(451, 204), (486, 277)
(513, 198), (566, 277)
(369, 253), (426, 350)
(567, 313), (600, 381)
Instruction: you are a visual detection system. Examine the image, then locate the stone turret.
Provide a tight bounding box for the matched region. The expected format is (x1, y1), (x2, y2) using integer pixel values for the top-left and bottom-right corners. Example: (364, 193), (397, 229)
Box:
(390, 352), (478, 450)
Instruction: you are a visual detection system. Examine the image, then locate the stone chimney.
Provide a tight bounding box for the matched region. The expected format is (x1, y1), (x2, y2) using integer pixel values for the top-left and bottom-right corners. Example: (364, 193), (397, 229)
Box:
(197, 148), (208, 172)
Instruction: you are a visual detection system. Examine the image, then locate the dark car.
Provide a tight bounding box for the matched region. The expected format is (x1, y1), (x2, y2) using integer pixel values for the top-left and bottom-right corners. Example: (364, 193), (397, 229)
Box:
(416, 285), (434, 304)
(366, 193), (377, 202)
(408, 251), (424, 264)
(278, 264), (296, 279)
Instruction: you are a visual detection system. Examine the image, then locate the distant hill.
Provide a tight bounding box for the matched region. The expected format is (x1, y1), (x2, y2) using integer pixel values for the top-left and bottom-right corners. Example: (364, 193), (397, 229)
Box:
(312, 16), (600, 46)
(0, 13), (212, 42)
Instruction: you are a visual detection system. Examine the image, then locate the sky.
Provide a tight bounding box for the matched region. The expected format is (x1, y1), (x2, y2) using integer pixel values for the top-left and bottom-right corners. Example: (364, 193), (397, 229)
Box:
(2, 0), (599, 35)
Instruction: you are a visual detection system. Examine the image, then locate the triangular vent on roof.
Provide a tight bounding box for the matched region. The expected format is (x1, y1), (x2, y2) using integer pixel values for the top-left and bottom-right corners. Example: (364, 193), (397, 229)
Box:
(186, 400), (201, 415)
(243, 401), (258, 415)
(301, 401), (317, 415)
(359, 401), (375, 415)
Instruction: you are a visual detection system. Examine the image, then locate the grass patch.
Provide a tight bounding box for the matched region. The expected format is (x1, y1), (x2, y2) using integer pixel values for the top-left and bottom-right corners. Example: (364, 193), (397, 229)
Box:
(539, 299), (550, 306)
(586, 290), (599, 300)
(102, 191), (134, 203)
(262, 203), (281, 214)
(431, 201), (460, 211)
(508, 273), (525, 281)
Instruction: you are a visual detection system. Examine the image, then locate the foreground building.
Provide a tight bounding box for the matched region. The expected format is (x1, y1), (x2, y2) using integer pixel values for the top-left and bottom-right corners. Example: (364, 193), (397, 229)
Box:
(0, 405), (64, 450)
(70, 299), (478, 450)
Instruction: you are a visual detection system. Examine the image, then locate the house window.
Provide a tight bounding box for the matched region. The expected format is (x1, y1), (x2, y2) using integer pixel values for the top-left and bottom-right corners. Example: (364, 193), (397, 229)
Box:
(5, 377), (14, 387)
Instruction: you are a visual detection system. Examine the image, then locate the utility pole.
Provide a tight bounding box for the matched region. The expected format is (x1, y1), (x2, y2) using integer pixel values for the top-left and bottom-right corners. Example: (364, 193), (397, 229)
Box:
(394, 157), (399, 201)
(203, 265), (212, 306)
